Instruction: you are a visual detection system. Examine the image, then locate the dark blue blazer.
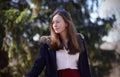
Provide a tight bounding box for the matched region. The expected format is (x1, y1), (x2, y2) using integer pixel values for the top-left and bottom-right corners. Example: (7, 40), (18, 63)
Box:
(26, 34), (91, 77)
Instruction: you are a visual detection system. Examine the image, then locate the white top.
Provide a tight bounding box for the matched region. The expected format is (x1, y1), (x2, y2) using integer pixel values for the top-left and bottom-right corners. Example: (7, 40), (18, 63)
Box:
(56, 49), (80, 70)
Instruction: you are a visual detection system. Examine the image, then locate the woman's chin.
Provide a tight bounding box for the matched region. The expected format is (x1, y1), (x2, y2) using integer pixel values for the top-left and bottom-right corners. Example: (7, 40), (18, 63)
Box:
(55, 32), (60, 34)
(55, 31), (60, 34)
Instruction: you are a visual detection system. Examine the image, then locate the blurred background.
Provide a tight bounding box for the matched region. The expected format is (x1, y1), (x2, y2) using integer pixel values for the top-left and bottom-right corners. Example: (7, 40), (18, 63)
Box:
(0, 0), (120, 77)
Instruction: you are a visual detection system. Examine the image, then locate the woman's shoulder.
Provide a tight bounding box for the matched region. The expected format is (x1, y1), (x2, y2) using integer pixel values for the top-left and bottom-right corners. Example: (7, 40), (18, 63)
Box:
(76, 33), (84, 40)
(39, 35), (50, 45)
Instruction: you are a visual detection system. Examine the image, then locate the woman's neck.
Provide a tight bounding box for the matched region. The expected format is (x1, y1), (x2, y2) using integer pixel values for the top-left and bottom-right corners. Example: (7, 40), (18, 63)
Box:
(60, 31), (68, 50)
(60, 31), (68, 43)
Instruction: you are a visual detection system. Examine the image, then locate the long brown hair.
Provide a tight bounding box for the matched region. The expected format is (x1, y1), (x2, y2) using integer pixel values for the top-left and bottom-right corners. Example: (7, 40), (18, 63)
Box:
(49, 10), (81, 54)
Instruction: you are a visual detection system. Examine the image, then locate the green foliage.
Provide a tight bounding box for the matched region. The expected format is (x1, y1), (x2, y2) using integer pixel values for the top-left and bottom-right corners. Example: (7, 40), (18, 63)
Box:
(0, 0), (119, 77)
(15, 8), (29, 24)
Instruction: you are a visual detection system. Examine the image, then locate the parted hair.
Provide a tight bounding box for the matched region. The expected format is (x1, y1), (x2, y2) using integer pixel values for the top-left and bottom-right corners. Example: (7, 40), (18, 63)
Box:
(49, 10), (81, 54)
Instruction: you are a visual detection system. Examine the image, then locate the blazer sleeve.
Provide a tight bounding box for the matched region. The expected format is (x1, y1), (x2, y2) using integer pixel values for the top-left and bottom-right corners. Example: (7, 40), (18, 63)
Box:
(26, 44), (47, 77)
(77, 34), (92, 77)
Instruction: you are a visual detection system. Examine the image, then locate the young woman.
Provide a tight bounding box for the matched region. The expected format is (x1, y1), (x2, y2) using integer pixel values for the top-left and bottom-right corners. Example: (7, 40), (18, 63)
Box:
(26, 10), (91, 77)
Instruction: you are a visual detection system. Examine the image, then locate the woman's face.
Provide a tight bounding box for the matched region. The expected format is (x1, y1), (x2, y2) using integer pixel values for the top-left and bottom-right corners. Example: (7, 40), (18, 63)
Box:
(52, 14), (67, 34)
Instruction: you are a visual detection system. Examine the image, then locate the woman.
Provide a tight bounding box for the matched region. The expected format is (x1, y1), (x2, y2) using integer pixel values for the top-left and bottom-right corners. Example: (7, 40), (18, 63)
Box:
(26, 9), (91, 77)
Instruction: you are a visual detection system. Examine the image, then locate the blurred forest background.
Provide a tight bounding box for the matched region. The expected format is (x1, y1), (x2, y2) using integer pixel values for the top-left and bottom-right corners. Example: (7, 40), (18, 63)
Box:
(0, 0), (120, 77)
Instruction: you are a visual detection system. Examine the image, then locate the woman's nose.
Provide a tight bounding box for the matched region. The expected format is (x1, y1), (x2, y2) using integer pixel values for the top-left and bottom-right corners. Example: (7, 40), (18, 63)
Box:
(53, 23), (57, 27)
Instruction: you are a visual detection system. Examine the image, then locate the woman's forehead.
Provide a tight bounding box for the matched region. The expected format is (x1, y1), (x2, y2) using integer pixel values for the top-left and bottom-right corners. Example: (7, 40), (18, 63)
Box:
(52, 14), (63, 20)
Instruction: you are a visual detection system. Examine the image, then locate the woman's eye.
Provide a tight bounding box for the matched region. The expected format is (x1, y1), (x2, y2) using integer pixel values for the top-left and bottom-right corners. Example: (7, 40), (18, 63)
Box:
(52, 20), (60, 24)
(56, 21), (60, 23)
